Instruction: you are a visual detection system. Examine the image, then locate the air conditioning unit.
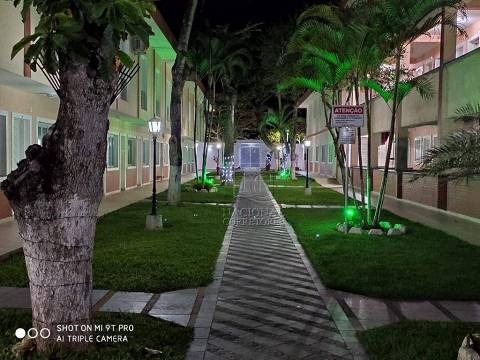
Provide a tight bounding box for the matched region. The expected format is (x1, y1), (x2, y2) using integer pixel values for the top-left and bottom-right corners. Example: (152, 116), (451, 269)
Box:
(130, 36), (146, 55)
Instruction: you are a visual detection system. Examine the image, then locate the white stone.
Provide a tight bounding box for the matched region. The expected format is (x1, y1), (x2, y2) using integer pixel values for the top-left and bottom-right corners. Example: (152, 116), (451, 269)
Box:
(394, 224), (407, 234)
(458, 334), (480, 360)
(387, 228), (403, 236)
(200, 189), (208, 193)
(348, 227), (364, 235)
(210, 187), (218, 193)
(304, 187), (312, 196)
(368, 228), (384, 236)
(145, 215), (163, 230)
(337, 222), (348, 233)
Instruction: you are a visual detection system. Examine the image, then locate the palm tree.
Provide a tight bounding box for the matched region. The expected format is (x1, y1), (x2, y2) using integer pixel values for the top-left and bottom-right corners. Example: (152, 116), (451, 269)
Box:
(418, 129), (480, 181)
(417, 103), (480, 181)
(362, 0), (464, 225)
(185, 41), (209, 180)
(167, 0), (198, 205)
(259, 104), (304, 163)
(189, 25), (253, 183)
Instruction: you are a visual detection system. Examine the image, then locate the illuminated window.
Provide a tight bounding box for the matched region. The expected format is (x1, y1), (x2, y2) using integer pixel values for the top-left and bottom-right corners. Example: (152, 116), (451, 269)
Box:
(107, 134), (119, 168)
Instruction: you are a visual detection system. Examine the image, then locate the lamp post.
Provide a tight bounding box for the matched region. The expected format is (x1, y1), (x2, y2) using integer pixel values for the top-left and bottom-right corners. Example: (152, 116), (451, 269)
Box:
(216, 143), (222, 177)
(146, 116), (163, 230)
(304, 140), (311, 195)
(276, 145), (282, 171)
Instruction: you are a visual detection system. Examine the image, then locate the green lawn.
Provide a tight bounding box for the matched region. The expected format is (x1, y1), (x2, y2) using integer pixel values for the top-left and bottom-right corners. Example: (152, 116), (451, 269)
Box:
(282, 207), (480, 300)
(358, 321), (480, 360)
(0, 309), (192, 360)
(158, 176), (238, 204)
(270, 186), (344, 205)
(263, 174), (321, 187)
(0, 202), (228, 293)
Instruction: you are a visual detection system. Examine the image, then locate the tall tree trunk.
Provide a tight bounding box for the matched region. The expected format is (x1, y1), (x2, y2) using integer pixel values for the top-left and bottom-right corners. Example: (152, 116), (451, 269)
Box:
(168, 0), (198, 205)
(1, 62), (116, 351)
(193, 81), (199, 179)
(365, 87), (373, 225)
(354, 80), (366, 224)
(224, 93), (236, 159)
(201, 98), (210, 181)
(373, 52), (402, 225)
(290, 107), (298, 180)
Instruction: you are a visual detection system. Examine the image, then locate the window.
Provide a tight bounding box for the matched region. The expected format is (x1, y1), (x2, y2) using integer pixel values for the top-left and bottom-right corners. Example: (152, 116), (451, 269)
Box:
(119, 40), (130, 101)
(414, 136), (433, 164)
(328, 142), (335, 164)
(107, 134), (119, 168)
(163, 143), (169, 165)
(0, 112), (7, 177)
(315, 146), (319, 161)
(155, 69), (161, 116)
(37, 121), (52, 145)
(321, 144), (328, 163)
(12, 114), (31, 170)
(166, 80), (172, 122)
(142, 140), (150, 166)
(140, 54), (148, 110)
(155, 143), (160, 165)
(127, 138), (136, 167)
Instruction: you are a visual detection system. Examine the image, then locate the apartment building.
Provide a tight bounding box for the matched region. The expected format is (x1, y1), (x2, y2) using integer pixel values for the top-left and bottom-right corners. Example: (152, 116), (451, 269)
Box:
(0, 3), (205, 221)
(301, 1), (480, 220)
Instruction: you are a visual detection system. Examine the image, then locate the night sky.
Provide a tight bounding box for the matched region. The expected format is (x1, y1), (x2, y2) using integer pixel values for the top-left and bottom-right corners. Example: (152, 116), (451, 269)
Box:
(156, 0), (332, 36)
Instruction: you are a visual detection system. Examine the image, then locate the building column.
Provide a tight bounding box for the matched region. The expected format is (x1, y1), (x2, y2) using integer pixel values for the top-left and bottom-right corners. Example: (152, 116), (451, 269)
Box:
(436, 7), (458, 209)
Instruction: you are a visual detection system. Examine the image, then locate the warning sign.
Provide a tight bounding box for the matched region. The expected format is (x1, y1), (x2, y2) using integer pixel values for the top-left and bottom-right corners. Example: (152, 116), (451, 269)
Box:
(332, 106), (364, 128)
(339, 127), (356, 145)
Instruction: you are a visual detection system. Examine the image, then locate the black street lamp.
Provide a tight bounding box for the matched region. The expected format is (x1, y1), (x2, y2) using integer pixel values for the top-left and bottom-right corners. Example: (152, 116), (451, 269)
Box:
(146, 116), (163, 229)
(304, 140), (312, 195)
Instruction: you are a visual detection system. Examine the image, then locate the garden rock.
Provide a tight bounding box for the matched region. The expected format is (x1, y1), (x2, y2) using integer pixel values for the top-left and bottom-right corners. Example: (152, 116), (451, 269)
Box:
(200, 189), (208, 193)
(458, 334), (480, 360)
(336, 222), (348, 233)
(387, 228), (404, 236)
(348, 227), (364, 235)
(394, 224), (407, 234)
(210, 187), (218, 193)
(368, 228), (384, 236)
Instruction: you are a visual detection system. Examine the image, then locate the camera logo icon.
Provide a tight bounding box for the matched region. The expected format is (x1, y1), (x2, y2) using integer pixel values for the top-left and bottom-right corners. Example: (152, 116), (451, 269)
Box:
(15, 327), (50, 339)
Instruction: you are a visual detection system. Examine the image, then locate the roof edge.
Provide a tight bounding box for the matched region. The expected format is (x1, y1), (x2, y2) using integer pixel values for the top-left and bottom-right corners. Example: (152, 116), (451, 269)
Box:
(151, 9), (178, 49)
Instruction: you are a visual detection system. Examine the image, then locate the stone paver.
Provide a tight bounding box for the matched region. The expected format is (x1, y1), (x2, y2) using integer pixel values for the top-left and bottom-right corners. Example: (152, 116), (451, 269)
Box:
(190, 172), (360, 360)
(0, 287), (200, 326)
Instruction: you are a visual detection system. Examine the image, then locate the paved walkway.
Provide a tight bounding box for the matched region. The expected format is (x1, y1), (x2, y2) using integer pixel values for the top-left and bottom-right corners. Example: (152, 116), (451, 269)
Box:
(0, 286), (203, 327)
(188, 172), (363, 360)
(0, 174), (195, 258)
(298, 171), (480, 246)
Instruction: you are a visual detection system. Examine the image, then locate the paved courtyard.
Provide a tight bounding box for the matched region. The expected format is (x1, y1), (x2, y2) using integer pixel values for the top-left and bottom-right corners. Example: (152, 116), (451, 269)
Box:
(189, 172), (362, 360)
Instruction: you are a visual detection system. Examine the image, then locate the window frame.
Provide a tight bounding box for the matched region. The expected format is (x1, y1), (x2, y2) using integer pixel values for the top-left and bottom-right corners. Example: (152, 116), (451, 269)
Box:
(37, 117), (55, 145)
(0, 110), (8, 179)
(142, 139), (150, 167)
(140, 54), (148, 111)
(11, 113), (32, 171)
(107, 133), (119, 170)
(127, 137), (137, 168)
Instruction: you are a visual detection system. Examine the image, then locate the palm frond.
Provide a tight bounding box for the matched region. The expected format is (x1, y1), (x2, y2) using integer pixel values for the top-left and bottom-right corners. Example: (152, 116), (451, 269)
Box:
(450, 103), (480, 123)
(415, 129), (480, 182)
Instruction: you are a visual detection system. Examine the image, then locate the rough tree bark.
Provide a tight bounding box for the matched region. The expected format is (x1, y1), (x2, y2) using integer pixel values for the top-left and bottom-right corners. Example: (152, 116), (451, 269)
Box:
(167, 0), (198, 205)
(0, 62), (116, 351)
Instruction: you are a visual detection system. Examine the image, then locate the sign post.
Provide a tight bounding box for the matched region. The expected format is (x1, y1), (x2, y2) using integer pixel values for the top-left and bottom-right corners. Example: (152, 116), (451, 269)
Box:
(333, 106), (364, 231)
